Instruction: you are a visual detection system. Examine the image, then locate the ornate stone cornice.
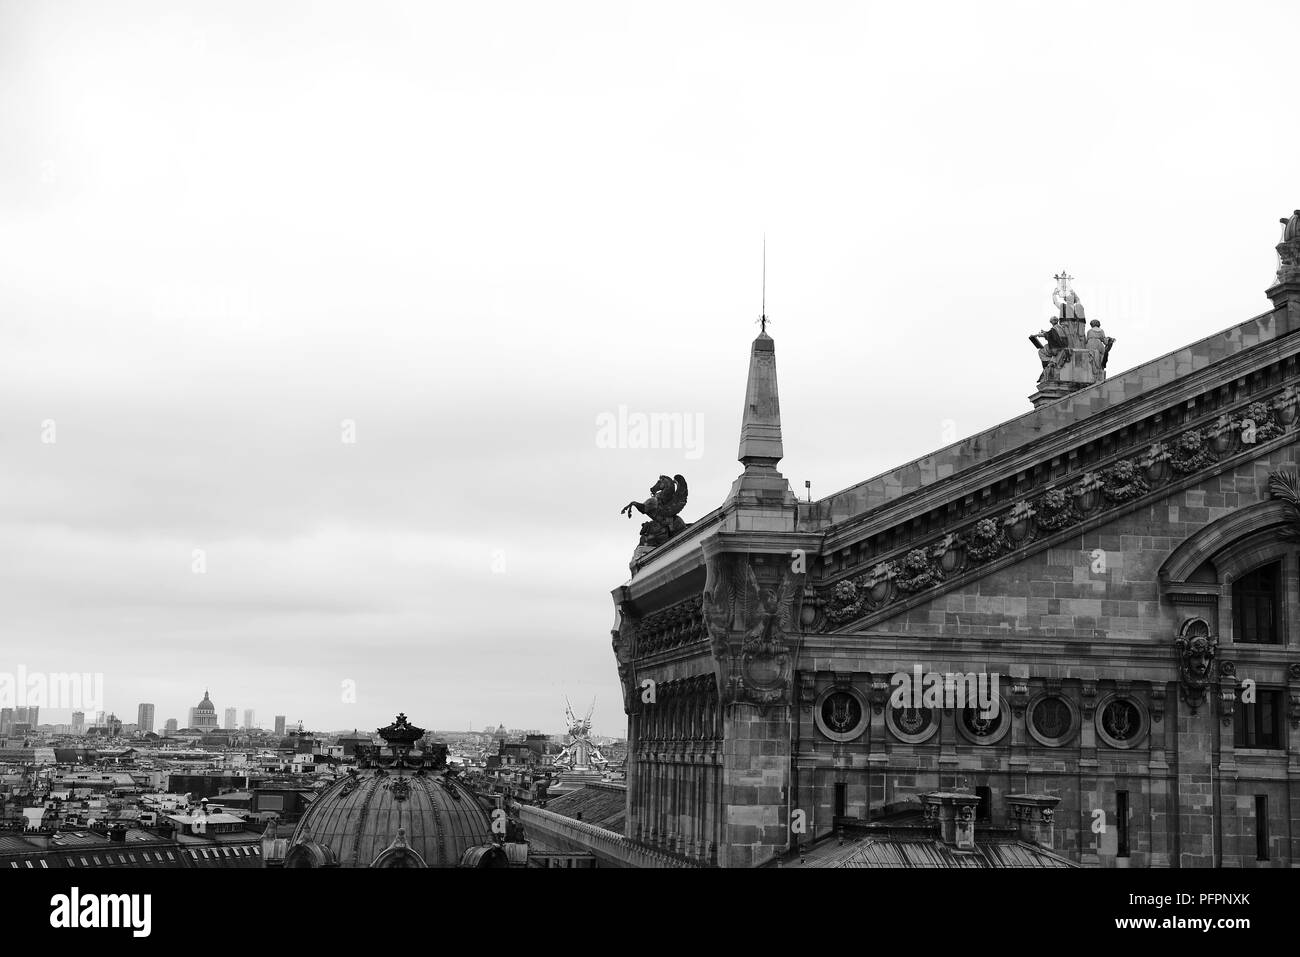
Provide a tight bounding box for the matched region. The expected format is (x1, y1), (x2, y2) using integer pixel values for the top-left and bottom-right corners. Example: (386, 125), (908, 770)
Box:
(812, 383), (1300, 632)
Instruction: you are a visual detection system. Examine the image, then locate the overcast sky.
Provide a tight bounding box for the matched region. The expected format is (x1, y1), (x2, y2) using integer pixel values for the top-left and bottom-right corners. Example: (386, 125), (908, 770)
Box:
(1, 1), (1297, 737)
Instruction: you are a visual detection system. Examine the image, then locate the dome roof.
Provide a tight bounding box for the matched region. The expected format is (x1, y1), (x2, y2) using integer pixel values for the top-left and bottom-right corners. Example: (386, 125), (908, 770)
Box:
(285, 768), (493, 867)
(1285, 210), (1300, 242)
(196, 690), (214, 710)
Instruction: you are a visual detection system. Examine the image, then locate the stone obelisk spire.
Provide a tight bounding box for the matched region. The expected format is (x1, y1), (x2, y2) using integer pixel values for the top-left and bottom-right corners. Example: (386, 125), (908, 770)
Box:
(726, 325), (795, 517)
(736, 329), (784, 469)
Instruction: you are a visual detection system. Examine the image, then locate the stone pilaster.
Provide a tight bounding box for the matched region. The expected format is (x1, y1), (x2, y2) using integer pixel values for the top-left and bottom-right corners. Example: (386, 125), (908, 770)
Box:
(720, 702), (791, 868)
(1174, 700), (1217, 867)
(1147, 683), (1172, 867)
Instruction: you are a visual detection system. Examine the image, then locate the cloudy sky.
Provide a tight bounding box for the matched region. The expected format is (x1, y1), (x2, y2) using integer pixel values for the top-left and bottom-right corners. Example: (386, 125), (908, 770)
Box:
(1, 1), (1296, 736)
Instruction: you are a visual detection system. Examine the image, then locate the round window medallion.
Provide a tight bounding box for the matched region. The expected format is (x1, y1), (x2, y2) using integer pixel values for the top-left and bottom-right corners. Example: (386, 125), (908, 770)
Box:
(955, 695), (1011, 745)
(813, 688), (868, 742)
(1095, 694), (1148, 749)
(1027, 693), (1079, 747)
(885, 704), (938, 744)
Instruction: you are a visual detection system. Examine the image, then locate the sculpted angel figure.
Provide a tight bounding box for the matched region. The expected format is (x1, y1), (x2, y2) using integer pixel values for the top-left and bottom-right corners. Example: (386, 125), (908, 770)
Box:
(621, 474), (689, 547)
(703, 558), (803, 656)
(740, 563), (800, 658)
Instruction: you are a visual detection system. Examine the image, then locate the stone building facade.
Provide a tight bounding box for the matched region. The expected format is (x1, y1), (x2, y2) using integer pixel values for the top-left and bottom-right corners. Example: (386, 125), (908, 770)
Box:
(610, 209), (1300, 868)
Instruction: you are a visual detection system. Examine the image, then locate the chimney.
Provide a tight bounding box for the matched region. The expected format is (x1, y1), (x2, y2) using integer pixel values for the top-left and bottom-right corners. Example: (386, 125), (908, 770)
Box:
(922, 791), (981, 851)
(1005, 793), (1061, 847)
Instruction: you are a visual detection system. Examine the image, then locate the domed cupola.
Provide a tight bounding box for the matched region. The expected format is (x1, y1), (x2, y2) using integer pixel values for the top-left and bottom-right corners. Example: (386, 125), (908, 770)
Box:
(270, 713), (508, 868)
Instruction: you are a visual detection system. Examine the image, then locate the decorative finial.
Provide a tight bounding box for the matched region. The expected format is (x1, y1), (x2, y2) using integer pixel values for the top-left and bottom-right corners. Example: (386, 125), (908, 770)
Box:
(1051, 271), (1084, 320)
(758, 234), (769, 335)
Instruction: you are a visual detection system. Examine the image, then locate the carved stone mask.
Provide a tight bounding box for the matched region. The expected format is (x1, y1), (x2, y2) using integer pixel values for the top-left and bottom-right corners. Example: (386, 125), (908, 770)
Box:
(1186, 636), (1212, 677)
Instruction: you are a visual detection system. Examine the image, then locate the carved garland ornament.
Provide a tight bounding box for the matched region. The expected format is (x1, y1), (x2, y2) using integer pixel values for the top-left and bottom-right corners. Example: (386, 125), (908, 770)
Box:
(818, 389), (1297, 630)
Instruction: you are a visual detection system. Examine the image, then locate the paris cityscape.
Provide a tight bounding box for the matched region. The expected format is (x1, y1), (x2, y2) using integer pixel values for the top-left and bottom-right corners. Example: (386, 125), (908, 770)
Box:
(0, 692), (626, 869)
(2, 0), (1294, 940)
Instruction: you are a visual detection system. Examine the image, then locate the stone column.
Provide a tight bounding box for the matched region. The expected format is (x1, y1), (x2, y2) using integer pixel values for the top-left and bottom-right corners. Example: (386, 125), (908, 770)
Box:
(1216, 667), (1240, 867)
(1288, 666), (1300, 866)
(1078, 680), (1101, 866)
(627, 713), (641, 841)
(1147, 683), (1172, 867)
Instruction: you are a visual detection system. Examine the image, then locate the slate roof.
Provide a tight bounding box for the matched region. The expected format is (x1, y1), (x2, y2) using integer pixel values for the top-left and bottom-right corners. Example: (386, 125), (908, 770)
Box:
(781, 834), (1077, 868)
(541, 784), (626, 831)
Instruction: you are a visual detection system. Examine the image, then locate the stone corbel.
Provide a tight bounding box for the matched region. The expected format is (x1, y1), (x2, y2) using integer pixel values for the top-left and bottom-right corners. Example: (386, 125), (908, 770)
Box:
(868, 679), (891, 716)
(798, 672), (817, 715)
(1010, 673), (1031, 718)
(611, 587), (642, 716)
(1217, 665), (1237, 728)
(1080, 681), (1099, 719)
(1149, 684), (1166, 725)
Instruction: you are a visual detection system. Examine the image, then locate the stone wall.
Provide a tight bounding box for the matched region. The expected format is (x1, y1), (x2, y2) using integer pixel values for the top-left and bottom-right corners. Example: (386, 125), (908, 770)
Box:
(785, 449), (1300, 867)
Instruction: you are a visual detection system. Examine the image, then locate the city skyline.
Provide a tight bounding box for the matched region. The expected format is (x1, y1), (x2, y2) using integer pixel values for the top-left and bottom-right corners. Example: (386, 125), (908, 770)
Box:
(3, 3), (1298, 739)
(23, 690), (612, 738)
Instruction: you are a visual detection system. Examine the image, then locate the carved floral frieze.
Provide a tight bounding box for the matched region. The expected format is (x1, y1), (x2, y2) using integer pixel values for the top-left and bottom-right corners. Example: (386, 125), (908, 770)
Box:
(816, 387), (1297, 631)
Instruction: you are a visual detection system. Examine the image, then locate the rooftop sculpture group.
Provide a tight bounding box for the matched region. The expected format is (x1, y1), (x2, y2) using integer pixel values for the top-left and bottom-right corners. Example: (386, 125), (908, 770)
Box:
(1027, 273), (1116, 406)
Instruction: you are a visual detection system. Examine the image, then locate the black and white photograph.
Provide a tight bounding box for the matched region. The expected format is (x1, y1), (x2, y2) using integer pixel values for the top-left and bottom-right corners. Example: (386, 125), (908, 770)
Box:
(1, 0), (1296, 936)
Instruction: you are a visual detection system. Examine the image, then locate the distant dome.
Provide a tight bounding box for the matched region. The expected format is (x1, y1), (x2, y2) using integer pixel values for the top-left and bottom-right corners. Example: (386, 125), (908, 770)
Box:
(196, 690), (214, 710)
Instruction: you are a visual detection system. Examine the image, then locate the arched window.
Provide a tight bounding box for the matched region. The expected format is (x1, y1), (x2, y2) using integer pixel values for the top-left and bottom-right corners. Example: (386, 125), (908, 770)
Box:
(1233, 561), (1282, 644)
